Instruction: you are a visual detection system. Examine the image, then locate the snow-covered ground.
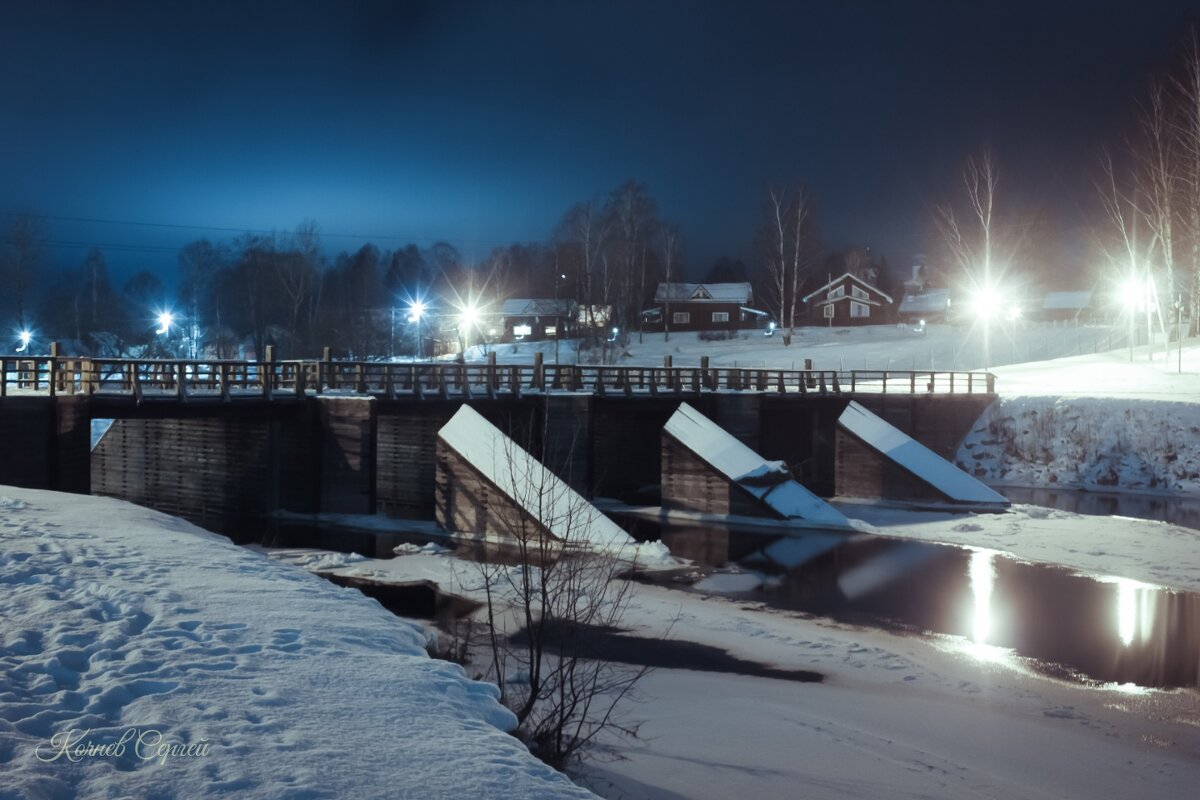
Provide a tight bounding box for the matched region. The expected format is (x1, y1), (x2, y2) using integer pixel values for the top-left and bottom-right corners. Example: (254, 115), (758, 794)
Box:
(288, 542), (1200, 800)
(0, 487), (591, 800)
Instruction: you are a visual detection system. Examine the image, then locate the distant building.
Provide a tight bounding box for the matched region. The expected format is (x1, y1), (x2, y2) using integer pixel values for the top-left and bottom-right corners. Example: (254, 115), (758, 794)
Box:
(801, 273), (894, 326)
(1036, 290), (1094, 322)
(644, 282), (761, 332)
(897, 288), (952, 323)
(499, 298), (579, 341)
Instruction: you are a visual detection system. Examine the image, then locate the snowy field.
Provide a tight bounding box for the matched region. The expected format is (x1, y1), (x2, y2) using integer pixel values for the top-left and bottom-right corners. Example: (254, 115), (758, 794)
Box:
(470, 321), (1172, 374)
(0, 488), (590, 800)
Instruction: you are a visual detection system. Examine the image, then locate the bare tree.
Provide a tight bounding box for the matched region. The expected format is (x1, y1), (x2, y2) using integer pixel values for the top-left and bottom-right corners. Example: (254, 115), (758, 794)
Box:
(757, 183), (815, 346)
(462, 412), (649, 769)
(936, 151), (1000, 285)
(1173, 27), (1200, 331)
(605, 181), (659, 336)
(661, 224), (681, 342)
(556, 200), (611, 340)
(0, 213), (44, 332)
(275, 220), (322, 356)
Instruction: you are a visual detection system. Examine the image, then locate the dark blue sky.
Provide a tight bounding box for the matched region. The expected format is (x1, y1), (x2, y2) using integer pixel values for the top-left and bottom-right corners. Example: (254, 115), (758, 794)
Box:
(1, 0), (1195, 283)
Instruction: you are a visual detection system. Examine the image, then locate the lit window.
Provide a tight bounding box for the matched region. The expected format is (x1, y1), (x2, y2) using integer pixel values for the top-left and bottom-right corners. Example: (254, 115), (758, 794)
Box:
(513, 324), (532, 337)
(673, 312), (690, 324)
(544, 325), (557, 336)
(712, 311), (729, 323)
(850, 301), (870, 318)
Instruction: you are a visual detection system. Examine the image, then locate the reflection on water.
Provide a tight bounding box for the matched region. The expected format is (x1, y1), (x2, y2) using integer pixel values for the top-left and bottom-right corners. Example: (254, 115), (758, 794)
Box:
(969, 550), (995, 644)
(1001, 486), (1200, 532)
(618, 514), (1200, 689)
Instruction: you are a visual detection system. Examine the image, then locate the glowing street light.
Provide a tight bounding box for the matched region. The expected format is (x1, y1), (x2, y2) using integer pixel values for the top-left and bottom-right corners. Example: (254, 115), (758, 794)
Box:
(407, 300), (426, 360)
(969, 283), (1008, 371)
(16, 329), (31, 353)
(155, 311), (174, 335)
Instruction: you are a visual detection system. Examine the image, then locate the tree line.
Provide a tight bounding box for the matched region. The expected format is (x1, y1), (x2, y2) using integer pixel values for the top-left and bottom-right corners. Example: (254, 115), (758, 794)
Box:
(1, 178), (896, 357)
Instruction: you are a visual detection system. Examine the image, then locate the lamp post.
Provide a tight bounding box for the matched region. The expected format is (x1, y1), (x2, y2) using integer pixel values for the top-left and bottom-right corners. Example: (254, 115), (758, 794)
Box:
(408, 300), (425, 361)
(15, 329), (31, 353)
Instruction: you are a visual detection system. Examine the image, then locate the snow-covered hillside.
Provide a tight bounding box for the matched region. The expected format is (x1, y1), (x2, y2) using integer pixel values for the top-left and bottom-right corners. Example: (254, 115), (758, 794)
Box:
(0, 488), (591, 800)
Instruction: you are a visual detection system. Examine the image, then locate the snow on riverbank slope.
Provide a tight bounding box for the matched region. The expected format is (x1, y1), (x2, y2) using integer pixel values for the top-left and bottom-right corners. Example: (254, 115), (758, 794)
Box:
(958, 345), (1200, 494)
(0, 487), (591, 800)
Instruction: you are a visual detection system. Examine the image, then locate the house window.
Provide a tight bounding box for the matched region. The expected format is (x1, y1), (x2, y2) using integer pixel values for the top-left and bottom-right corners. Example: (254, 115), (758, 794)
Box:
(513, 324), (532, 337)
(711, 311), (730, 323)
(544, 325), (557, 336)
(851, 285), (869, 300)
(828, 286), (845, 299)
(850, 301), (870, 318)
(673, 312), (690, 324)
(823, 304), (835, 318)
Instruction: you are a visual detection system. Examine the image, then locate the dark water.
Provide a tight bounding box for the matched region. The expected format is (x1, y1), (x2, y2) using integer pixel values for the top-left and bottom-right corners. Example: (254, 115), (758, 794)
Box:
(1001, 486), (1200, 532)
(616, 515), (1200, 690)
(220, 512), (1200, 690)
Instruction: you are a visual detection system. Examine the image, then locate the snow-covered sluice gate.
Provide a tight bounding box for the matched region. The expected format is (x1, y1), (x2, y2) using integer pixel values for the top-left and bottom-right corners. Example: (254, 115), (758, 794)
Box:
(0, 389), (994, 530)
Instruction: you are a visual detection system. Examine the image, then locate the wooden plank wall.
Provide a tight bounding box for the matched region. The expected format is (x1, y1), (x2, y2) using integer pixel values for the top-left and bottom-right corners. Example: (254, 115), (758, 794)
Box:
(0, 399), (51, 488)
(833, 428), (948, 503)
(660, 434), (767, 517)
(377, 405), (457, 518)
(91, 416), (277, 523)
(318, 398), (376, 514)
(434, 439), (552, 540)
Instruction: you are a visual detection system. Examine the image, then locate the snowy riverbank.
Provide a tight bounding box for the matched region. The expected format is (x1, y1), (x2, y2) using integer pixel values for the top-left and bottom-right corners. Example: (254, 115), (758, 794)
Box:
(0, 488), (591, 799)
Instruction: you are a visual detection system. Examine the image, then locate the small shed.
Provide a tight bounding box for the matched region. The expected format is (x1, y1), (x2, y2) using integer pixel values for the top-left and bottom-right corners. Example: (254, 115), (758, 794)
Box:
(801, 273), (894, 325)
(499, 298), (579, 341)
(648, 282), (760, 332)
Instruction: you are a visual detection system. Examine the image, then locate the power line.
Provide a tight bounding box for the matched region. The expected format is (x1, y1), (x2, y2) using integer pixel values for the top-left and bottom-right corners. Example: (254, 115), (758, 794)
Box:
(0, 210), (548, 248)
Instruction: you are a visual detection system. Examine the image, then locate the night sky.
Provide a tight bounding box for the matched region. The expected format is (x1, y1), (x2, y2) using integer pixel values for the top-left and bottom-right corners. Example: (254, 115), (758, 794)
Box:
(1, 0), (1196, 284)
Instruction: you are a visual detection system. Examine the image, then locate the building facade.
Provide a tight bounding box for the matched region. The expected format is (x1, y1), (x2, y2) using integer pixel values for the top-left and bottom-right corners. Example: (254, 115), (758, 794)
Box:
(801, 273), (894, 326)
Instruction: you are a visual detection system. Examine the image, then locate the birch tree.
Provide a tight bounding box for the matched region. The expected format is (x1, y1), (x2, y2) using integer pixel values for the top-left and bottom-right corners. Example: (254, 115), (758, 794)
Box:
(757, 183), (815, 346)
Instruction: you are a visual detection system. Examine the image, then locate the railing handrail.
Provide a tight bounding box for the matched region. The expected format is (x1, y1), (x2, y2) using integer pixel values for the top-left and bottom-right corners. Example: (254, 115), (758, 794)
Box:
(2, 354), (997, 400)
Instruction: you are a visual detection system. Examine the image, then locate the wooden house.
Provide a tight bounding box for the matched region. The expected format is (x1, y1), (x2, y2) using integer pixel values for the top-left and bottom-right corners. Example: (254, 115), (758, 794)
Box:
(499, 298), (579, 341)
(801, 273), (894, 325)
(644, 282), (762, 332)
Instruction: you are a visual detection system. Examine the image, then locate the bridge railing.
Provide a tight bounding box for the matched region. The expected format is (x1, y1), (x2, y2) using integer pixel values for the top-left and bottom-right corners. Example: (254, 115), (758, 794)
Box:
(0, 355), (996, 400)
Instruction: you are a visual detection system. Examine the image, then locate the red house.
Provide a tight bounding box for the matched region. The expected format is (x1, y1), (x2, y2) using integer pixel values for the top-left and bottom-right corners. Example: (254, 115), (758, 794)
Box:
(801, 273), (894, 325)
(644, 282), (761, 332)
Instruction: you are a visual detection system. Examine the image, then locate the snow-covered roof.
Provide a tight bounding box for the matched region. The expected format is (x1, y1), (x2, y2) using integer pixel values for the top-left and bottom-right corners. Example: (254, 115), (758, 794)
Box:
(438, 406), (636, 550)
(655, 282), (753, 303)
(664, 403), (850, 526)
(838, 401), (1008, 506)
(1042, 291), (1092, 310)
(499, 298), (578, 317)
(898, 288), (951, 315)
(801, 272), (894, 305)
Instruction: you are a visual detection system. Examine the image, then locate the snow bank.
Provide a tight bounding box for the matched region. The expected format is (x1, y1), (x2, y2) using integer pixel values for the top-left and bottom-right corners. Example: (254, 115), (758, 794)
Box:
(958, 396), (1200, 493)
(839, 401), (1009, 506)
(0, 487), (592, 799)
(664, 403), (850, 526)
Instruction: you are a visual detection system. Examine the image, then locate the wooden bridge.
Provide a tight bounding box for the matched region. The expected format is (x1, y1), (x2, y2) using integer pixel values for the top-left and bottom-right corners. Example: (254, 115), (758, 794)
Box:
(1, 348), (996, 403)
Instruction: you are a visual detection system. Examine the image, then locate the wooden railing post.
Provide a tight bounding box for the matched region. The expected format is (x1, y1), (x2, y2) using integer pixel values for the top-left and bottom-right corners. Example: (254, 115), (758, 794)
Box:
(487, 351), (497, 392)
(532, 351), (545, 390)
(263, 345), (275, 400)
(700, 356), (710, 389)
(48, 342), (60, 397)
(321, 346), (333, 392)
(986, 373), (995, 394)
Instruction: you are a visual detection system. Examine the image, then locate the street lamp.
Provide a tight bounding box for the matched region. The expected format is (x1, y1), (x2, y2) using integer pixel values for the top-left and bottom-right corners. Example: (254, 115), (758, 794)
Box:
(155, 311), (174, 335)
(457, 301), (480, 353)
(16, 329), (31, 353)
(969, 283), (1006, 371)
(408, 300), (426, 360)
